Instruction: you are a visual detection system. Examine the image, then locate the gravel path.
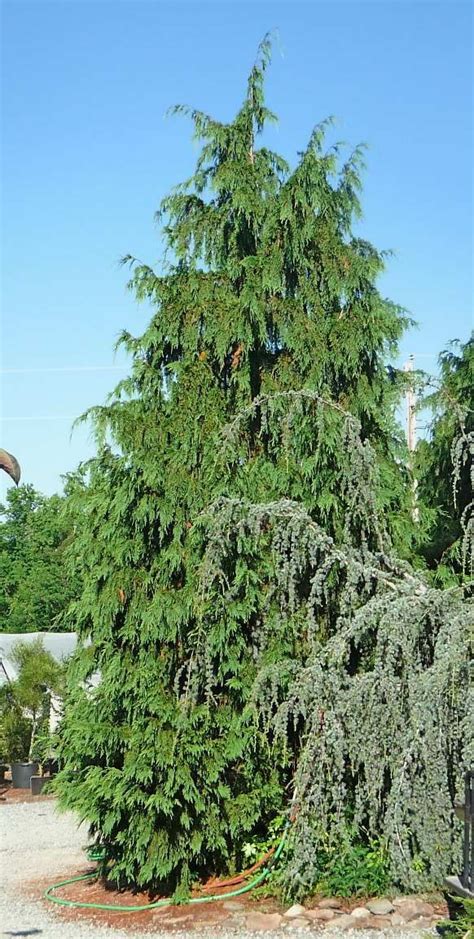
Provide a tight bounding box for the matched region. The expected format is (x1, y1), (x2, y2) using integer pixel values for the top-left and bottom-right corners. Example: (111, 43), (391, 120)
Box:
(0, 801), (435, 939)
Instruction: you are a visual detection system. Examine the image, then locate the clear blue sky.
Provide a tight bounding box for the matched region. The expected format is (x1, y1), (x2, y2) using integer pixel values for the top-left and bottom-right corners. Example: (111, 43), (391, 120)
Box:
(1, 0), (472, 497)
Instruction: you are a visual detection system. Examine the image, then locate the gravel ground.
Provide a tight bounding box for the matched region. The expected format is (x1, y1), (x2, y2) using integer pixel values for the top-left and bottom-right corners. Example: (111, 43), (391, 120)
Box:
(0, 801), (435, 939)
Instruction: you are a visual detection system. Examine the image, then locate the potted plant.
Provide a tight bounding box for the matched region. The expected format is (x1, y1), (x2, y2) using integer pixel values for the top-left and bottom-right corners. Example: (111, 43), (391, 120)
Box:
(0, 689), (35, 786)
(29, 725), (59, 794)
(1, 639), (65, 789)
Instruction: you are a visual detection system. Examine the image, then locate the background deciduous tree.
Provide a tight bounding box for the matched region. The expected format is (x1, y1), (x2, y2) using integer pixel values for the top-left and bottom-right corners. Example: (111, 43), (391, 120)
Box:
(0, 484), (78, 633)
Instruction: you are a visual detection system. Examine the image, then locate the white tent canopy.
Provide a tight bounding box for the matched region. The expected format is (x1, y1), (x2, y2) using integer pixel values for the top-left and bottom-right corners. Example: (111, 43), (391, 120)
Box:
(0, 632), (78, 685)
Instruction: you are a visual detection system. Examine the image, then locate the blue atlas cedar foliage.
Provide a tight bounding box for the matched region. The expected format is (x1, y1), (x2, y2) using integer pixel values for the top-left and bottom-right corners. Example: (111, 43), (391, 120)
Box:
(55, 39), (472, 898)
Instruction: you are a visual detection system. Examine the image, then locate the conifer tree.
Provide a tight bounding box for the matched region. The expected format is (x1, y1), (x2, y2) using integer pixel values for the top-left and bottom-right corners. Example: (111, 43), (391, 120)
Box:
(416, 335), (473, 580)
(56, 40), (471, 896)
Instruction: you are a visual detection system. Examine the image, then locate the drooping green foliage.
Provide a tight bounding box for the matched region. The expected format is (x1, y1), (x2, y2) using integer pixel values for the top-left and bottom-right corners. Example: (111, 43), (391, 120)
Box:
(0, 485), (79, 633)
(416, 336), (474, 581)
(55, 40), (472, 898)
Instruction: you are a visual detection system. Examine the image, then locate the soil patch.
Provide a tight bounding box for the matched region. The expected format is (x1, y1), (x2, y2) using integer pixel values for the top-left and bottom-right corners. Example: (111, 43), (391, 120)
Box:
(33, 868), (282, 933)
(0, 782), (56, 804)
(32, 866), (448, 934)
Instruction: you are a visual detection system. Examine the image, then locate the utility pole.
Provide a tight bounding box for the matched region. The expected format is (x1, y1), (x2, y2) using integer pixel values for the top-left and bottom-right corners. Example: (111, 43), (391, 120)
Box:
(404, 354), (416, 452)
(404, 355), (419, 521)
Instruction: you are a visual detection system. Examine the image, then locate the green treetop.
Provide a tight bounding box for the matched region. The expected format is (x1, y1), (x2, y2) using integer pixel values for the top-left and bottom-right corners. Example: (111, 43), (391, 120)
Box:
(115, 36), (412, 547)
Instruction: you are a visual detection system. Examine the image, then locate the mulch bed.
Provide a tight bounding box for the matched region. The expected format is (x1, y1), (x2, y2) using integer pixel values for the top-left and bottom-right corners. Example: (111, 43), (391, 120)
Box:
(31, 866), (449, 934)
(33, 868), (281, 933)
(0, 782), (55, 804)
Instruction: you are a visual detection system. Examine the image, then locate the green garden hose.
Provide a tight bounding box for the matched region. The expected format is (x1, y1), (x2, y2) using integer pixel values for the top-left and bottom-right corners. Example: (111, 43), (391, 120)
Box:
(44, 824), (289, 913)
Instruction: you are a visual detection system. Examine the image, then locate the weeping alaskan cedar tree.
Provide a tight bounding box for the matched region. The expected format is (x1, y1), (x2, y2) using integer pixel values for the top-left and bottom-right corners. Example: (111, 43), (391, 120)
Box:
(56, 40), (472, 898)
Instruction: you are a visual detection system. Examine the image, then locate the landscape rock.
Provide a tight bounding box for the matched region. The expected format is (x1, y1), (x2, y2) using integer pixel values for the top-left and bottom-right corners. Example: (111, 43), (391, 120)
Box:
(245, 911), (284, 931)
(347, 918), (376, 931)
(350, 907), (371, 919)
(394, 899), (434, 921)
(366, 899), (395, 915)
(222, 899), (246, 912)
(409, 916), (437, 930)
(163, 912), (194, 925)
(186, 906), (230, 927)
(285, 904), (308, 919)
(354, 915), (393, 930)
(324, 913), (356, 930)
(318, 898), (343, 910)
(285, 916), (311, 929)
(306, 909), (336, 922)
(391, 912), (406, 926)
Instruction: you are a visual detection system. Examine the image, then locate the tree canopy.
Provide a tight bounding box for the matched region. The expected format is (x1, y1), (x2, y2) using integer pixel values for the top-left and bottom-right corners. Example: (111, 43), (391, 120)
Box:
(0, 484), (78, 633)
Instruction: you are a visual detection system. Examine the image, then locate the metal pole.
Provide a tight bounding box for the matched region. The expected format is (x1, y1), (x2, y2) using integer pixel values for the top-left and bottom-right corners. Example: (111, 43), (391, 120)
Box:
(462, 771), (470, 888)
(404, 355), (416, 452)
(404, 356), (419, 522)
(470, 771), (474, 892)
(0, 659), (11, 684)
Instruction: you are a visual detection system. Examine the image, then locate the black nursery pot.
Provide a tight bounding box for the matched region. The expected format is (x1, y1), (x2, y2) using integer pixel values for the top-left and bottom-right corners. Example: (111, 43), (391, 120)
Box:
(30, 774), (54, 796)
(11, 761), (39, 789)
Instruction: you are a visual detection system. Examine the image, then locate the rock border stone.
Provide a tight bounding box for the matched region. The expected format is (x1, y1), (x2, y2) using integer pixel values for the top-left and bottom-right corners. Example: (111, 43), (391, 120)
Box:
(237, 895), (442, 933)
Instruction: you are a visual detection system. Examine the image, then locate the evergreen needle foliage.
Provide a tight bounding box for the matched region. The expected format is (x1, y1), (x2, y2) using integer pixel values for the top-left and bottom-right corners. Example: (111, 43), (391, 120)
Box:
(416, 336), (474, 581)
(56, 39), (473, 899)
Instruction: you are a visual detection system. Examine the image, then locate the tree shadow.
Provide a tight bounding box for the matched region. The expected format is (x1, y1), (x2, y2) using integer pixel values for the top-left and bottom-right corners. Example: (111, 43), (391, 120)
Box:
(4, 930), (43, 937)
